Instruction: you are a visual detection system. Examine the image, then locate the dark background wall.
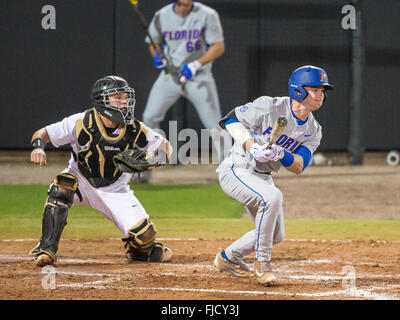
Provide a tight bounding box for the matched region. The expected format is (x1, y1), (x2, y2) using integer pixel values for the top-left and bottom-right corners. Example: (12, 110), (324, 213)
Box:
(1, 0), (399, 151)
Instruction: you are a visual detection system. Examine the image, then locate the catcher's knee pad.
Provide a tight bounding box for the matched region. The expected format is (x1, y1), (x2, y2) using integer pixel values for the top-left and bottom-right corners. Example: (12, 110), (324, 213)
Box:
(47, 173), (79, 208)
(29, 173), (78, 260)
(122, 218), (158, 261)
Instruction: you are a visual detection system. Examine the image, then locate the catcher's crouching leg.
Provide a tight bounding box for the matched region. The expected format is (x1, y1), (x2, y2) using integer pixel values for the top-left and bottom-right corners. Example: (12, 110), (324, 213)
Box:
(122, 218), (173, 262)
(29, 173), (78, 267)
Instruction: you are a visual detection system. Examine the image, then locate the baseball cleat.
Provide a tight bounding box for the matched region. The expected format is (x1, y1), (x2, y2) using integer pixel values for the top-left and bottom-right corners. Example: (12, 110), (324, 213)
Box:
(254, 260), (276, 286)
(161, 246), (173, 262)
(146, 243), (173, 262)
(214, 250), (254, 278)
(35, 253), (55, 267)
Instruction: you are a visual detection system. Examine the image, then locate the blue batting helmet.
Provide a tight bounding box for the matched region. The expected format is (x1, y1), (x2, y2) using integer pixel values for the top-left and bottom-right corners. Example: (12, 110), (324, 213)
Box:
(288, 65), (334, 102)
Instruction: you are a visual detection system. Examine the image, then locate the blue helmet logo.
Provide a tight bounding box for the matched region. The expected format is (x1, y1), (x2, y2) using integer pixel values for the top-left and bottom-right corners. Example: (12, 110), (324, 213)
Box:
(288, 65), (334, 102)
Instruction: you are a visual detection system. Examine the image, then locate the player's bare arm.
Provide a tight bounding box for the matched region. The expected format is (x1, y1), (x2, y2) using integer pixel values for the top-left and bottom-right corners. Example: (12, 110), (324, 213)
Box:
(30, 127), (50, 167)
(197, 41), (225, 66)
(180, 42), (225, 83)
(158, 138), (173, 161)
(283, 154), (303, 175)
(243, 138), (255, 152)
(148, 43), (163, 58)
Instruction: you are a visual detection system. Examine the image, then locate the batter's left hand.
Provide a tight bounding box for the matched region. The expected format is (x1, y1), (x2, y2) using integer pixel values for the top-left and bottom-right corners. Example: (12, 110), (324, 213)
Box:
(262, 144), (285, 162)
(179, 60), (202, 83)
(153, 55), (167, 69)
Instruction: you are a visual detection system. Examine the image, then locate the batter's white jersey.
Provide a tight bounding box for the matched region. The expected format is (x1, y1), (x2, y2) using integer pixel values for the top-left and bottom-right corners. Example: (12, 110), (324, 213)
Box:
(219, 96), (322, 173)
(146, 2), (224, 75)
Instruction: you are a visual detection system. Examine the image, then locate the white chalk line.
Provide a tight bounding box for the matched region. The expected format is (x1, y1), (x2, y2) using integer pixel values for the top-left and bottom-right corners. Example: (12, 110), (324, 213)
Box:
(39, 268), (332, 297)
(58, 279), (117, 289)
(0, 238), (198, 242)
(3, 254), (400, 275)
(53, 268), (400, 299)
(2, 254), (399, 300)
(133, 287), (397, 300)
(0, 255), (112, 265)
(2, 255), (400, 280)
(56, 270), (120, 278)
(54, 281), (399, 300)
(2, 238), (400, 243)
(51, 270), (399, 300)
(3, 254), (399, 276)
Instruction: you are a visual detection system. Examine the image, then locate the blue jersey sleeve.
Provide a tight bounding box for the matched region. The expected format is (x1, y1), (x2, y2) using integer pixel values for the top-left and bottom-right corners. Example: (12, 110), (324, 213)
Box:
(219, 109), (239, 129)
(295, 145), (312, 171)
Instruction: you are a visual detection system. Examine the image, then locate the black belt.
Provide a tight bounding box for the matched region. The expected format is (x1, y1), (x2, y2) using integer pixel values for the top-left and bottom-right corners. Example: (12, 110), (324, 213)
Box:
(254, 169), (271, 175)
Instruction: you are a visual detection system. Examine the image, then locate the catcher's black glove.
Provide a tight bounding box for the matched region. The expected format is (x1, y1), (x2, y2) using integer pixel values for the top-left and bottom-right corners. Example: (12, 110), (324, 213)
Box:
(113, 148), (161, 173)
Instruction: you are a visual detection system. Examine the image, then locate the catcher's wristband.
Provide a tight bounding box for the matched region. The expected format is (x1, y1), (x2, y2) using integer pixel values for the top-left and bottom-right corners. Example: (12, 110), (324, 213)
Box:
(32, 138), (45, 150)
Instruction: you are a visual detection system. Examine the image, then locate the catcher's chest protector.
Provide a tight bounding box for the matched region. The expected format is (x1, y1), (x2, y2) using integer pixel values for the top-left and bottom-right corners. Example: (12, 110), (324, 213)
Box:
(75, 108), (147, 188)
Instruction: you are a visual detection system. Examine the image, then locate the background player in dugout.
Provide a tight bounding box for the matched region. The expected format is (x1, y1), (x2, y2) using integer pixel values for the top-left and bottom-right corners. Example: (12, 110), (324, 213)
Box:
(142, 0), (225, 160)
(29, 75), (173, 267)
(214, 66), (334, 286)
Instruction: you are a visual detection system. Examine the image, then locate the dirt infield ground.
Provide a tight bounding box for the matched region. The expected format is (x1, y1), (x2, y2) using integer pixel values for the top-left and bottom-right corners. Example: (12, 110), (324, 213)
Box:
(1, 151), (400, 300)
(1, 238), (399, 300)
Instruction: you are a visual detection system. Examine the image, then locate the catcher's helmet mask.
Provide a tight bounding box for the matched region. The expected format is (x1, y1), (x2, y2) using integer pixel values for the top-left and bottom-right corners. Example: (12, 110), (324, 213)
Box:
(92, 76), (136, 125)
(288, 65), (334, 102)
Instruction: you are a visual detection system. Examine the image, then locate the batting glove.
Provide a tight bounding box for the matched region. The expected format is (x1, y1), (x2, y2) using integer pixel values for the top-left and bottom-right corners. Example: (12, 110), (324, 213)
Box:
(265, 144), (285, 162)
(179, 60), (202, 83)
(250, 143), (284, 162)
(153, 55), (167, 69)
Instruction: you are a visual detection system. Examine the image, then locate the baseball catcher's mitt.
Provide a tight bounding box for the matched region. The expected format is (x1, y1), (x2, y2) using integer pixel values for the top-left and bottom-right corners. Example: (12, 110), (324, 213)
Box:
(113, 148), (161, 173)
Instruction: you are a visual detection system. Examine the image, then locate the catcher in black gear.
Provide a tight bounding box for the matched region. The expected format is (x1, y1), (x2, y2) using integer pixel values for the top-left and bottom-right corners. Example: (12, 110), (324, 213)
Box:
(29, 75), (173, 267)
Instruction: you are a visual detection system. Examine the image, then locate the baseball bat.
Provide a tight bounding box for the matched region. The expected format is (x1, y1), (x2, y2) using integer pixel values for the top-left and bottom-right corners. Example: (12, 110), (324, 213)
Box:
(128, 0), (170, 75)
(267, 116), (288, 148)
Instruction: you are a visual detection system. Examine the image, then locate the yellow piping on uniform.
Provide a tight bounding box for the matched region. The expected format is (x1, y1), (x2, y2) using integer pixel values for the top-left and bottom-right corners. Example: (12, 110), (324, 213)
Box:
(88, 113), (93, 129)
(54, 173), (79, 191)
(132, 123), (145, 147)
(93, 108), (127, 142)
(96, 145), (105, 178)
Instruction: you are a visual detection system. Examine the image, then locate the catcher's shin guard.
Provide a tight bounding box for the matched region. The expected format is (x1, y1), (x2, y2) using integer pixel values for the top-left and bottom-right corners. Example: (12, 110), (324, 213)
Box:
(122, 218), (172, 262)
(122, 218), (156, 261)
(30, 173), (78, 262)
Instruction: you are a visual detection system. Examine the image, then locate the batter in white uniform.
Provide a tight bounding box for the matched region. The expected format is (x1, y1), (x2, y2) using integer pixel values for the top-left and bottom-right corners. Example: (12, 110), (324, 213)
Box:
(142, 0), (225, 140)
(214, 66), (334, 285)
(29, 75), (173, 267)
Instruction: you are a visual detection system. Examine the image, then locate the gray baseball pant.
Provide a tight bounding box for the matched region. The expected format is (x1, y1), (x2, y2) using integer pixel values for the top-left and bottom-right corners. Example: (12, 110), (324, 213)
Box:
(142, 71), (222, 130)
(217, 164), (285, 262)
